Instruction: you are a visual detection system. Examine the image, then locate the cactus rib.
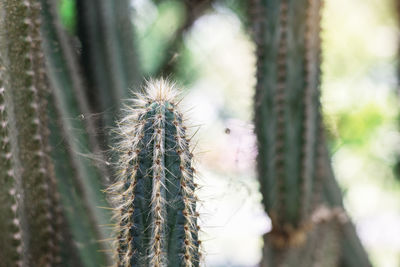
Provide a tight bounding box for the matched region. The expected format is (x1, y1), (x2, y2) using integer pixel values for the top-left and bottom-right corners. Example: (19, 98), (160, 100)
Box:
(0, 68), (23, 267)
(299, 0), (323, 224)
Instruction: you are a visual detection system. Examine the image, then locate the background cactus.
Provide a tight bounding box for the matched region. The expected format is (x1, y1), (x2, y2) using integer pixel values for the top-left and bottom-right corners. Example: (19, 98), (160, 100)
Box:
(108, 79), (200, 267)
(0, 0), (63, 265)
(249, 0), (371, 266)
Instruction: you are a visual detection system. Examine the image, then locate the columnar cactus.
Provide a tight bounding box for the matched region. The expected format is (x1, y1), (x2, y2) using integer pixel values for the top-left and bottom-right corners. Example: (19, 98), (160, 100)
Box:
(108, 79), (200, 267)
(40, 0), (113, 265)
(0, 0), (63, 265)
(76, 0), (142, 132)
(251, 0), (323, 240)
(249, 0), (371, 266)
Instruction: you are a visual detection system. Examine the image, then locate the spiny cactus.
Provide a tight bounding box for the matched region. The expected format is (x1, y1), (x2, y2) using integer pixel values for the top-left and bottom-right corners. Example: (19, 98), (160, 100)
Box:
(108, 79), (200, 267)
(0, 0), (64, 265)
(249, 0), (371, 266)
(40, 0), (113, 265)
(251, 0), (323, 241)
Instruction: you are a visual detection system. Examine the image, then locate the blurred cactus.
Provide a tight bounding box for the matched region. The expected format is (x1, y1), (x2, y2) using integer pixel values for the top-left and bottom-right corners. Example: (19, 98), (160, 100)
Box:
(76, 0), (142, 134)
(40, 0), (113, 265)
(0, 0), (142, 266)
(249, 0), (371, 266)
(0, 0), (63, 265)
(108, 79), (200, 267)
(251, 0), (324, 234)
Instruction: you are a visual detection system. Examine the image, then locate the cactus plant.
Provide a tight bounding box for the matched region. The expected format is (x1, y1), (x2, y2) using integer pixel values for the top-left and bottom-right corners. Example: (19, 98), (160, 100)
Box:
(107, 79), (201, 267)
(0, 0), (64, 265)
(76, 0), (142, 134)
(249, 0), (371, 266)
(251, 0), (324, 239)
(40, 1), (113, 265)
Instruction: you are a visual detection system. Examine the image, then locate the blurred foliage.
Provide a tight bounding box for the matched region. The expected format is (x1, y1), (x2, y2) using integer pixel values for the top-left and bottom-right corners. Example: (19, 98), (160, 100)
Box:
(133, 0), (185, 75)
(327, 103), (385, 148)
(59, 0), (76, 33)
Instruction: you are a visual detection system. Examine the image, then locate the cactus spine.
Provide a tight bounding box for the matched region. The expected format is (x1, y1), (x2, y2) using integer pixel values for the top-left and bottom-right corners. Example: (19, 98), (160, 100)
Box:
(109, 79), (200, 267)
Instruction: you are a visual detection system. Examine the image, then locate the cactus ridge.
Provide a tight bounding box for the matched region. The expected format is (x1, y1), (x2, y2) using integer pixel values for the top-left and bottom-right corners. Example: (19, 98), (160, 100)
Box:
(273, 0), (289, 227)
(0, 69), (23, 267)
(23, 1), (59, 264)
(108, 79), (200, 267)
(27, 0), (64, 263)
(299, 0), (323, 226)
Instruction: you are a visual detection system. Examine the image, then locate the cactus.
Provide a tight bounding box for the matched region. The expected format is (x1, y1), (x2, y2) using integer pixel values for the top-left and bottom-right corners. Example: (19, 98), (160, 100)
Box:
(0, 0), (64, 265)
(40, 0), (114, 265)
(251, 0), (323, 239)
(108, 79), (200, 267)
(249, 0), (371, 266)
(76, 0), (142, 134)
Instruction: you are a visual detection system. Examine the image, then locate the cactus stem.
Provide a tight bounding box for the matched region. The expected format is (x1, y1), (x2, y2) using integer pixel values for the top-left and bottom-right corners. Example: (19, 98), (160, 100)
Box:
(110, 79), (200, 267)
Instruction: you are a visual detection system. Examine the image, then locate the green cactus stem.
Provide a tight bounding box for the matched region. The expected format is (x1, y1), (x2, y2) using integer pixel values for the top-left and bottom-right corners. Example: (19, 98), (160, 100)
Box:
(40, 0), (113, 265)
(108, 79), (200, 267)
(0, 0), (64, 265)
(251, 0), (324, 240)
(76, 0), (142, 133)
(250, 0), (372, 264)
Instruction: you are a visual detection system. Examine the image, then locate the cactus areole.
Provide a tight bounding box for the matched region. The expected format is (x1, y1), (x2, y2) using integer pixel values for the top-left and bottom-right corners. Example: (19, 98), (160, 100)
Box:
(109, 79), (200, 267)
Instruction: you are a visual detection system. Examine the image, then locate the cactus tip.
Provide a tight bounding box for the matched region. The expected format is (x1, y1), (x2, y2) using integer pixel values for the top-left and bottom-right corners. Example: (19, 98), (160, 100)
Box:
(140, 78), (180, 103)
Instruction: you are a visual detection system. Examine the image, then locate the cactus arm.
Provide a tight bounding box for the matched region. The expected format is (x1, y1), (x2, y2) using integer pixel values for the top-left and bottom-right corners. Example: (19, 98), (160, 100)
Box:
(40, 0), (111, 184)
(251, 0), (285, 226)
(76, 0), (142, 130)
(47, 100), (95, 267)
(251, 0), (321, 232)
(110, 79), (200, 267)
(0, 0), (63, 265)
(40, 0), (114, 265)
(250, 0), (372, 266)
(251, 0), (372, 264)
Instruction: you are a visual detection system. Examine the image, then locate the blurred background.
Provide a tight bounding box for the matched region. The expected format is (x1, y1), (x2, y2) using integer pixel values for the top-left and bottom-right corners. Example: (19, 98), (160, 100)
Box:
(60, 0), (400, 266)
